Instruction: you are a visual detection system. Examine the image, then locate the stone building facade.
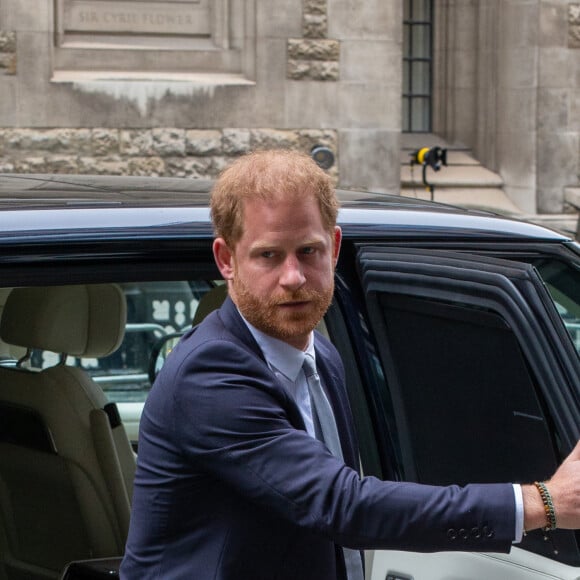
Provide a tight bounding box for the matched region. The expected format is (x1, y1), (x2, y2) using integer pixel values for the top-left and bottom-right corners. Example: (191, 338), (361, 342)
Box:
(434, 0), (580, 215)
(0, 0), (579, 216)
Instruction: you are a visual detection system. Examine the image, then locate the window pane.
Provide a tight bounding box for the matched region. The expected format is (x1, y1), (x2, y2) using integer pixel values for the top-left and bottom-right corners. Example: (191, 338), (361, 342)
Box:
(413, 0), (432, 21)
(410, 97), (430, 131)
(377, 293), (557, 485)
(410, 61), (429, 94)
(403, 61), (410, 93)
(402, 98), (410, 132)
(411, 24), (431, 58)
(403, 25), (410, 54)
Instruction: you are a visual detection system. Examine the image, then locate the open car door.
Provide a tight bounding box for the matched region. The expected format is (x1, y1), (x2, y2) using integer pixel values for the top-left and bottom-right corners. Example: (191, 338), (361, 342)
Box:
(354, 247), (580, 580)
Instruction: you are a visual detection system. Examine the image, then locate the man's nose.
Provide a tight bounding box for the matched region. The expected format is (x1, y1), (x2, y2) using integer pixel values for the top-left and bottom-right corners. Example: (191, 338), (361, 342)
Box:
(279, 255), (306, 289)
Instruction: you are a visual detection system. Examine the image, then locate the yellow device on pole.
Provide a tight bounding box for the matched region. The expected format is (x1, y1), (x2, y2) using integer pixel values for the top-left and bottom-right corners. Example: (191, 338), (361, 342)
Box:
(409, 146), (448, 200)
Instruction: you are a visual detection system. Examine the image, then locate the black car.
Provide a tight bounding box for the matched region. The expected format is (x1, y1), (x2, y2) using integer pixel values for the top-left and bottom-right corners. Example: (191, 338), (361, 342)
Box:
(0, 173), (577, 580)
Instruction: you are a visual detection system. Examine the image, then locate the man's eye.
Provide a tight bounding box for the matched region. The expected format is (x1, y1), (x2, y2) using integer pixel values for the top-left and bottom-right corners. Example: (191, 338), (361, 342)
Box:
(261, 251), (275, 259)
(301, 247), (315, 255)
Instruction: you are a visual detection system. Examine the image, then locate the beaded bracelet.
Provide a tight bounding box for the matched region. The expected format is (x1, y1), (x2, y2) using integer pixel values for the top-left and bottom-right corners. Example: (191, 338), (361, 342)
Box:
(534, 481), (557, 531)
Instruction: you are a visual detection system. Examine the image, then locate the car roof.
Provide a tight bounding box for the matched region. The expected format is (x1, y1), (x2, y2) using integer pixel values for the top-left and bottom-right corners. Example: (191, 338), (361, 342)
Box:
(0, 173), (569, 243)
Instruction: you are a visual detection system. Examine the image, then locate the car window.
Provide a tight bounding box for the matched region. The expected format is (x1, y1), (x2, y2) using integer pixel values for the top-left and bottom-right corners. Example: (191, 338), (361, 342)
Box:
(532, 258), (580, 358)
(375, 294), (557, 483)
(98, 281), (216, 403)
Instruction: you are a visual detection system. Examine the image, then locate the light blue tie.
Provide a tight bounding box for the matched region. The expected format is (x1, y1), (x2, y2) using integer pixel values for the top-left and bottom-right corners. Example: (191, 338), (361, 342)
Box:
(302, 354), (364, 580)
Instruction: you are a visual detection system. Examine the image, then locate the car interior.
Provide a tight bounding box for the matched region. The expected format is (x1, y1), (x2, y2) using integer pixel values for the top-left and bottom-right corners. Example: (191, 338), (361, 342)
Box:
(0, 284), (136, 579)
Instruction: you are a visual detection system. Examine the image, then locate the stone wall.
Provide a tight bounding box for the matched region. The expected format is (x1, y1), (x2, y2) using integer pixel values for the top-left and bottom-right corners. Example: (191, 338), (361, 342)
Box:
(0, 31), (15, 75)
(287, 0), (340, 81)
(434, 0), (580, 215)
(0, 0), (341, 180)
(0, 127), (338, 180)
(0, 0), (401, 194)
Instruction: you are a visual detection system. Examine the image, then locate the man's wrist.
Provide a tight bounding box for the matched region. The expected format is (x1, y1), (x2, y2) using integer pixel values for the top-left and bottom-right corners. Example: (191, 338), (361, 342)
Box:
(522, 483), (551, 532)
(534, 481), (557, 530)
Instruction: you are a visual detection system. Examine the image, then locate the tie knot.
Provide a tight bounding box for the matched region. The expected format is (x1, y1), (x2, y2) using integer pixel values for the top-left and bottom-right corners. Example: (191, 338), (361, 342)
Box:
(302, 354), (317, 378)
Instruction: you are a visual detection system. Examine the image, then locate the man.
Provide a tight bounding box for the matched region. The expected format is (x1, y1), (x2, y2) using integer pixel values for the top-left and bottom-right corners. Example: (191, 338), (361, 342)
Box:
(121, 149), (580, 579)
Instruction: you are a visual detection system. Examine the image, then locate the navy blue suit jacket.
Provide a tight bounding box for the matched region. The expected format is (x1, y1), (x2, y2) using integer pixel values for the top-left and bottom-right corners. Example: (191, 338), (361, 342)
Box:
(121, 297), (516, 579)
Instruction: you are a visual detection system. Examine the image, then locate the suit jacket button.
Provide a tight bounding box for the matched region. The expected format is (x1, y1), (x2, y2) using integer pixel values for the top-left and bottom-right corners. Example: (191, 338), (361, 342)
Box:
(459, 528), (469, 540)
(482, 525), (494, 538)
(447, 528), (457, 540)
(471, 527), (481, 539)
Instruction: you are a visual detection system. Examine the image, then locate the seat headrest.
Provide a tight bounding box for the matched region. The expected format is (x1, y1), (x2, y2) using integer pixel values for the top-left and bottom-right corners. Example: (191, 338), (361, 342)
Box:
(0, 285), (126, 357)
(192, 284), (228, 326)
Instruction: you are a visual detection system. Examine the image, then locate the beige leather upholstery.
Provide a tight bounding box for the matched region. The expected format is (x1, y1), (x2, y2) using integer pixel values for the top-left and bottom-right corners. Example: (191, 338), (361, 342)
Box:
(1, 285), (125, 357)
(192, 283), (228, 326)
(0, 284), (135, 580)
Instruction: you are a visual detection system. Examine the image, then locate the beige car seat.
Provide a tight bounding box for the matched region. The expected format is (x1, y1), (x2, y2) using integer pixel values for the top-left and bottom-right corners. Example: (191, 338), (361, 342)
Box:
(0, 284), (136, 580)
(192, 283), (228, 326)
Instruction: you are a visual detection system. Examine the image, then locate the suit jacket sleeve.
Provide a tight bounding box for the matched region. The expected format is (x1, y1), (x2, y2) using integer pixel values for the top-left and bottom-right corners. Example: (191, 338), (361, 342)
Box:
(163, 307), (516, 553)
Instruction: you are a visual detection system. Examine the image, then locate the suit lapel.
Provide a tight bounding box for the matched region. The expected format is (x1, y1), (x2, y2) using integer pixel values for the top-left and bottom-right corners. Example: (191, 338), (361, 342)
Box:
(216, 296), (308, 432)
(217, 296), (265, 361)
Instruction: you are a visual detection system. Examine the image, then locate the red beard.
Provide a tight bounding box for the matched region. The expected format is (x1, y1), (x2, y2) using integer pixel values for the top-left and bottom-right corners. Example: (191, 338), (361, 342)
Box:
(232, 278), (334, 344)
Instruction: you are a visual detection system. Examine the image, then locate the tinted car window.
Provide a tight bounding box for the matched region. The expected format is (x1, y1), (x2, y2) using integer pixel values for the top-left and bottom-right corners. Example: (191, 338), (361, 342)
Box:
(379, 294), (557, 480)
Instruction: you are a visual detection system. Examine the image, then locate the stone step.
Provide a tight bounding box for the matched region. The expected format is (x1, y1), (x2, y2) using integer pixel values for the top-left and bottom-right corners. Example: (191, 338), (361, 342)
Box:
(401, 163), (504, 188)
(400, 139), (579, 240)
(400, 146), (512, 213)
(401, 146), (504, 188)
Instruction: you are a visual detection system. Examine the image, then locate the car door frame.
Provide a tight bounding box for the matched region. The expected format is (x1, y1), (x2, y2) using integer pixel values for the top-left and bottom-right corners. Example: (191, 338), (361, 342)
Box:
(330, 243), (580, 578)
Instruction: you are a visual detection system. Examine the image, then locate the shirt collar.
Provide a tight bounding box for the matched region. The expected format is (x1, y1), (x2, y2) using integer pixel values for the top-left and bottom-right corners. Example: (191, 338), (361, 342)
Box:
(239, 311), (315, 382)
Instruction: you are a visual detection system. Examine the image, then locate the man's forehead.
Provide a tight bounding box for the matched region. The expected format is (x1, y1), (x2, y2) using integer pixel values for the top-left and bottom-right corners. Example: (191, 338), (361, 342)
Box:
(248, 232), (328, 248)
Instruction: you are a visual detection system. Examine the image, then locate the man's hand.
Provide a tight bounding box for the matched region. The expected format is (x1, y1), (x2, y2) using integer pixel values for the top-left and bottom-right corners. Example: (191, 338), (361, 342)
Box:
(523, 439), (580, 531)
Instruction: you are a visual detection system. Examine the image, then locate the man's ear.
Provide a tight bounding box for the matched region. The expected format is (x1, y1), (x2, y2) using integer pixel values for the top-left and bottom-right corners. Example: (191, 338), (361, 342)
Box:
(213, 238), (235, 280)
